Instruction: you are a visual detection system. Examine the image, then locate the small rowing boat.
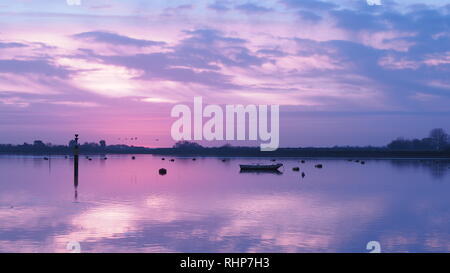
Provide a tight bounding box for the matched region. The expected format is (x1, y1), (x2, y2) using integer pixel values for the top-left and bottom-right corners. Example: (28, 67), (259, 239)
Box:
(239, 163), (283, 171)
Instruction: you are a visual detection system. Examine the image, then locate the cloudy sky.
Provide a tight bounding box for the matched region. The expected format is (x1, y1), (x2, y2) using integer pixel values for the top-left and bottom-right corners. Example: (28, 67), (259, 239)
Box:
(0, 0), (449, 147)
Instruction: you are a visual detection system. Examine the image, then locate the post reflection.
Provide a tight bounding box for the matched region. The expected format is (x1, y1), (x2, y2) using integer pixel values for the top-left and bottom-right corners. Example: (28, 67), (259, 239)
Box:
(73, 134), (79, 202)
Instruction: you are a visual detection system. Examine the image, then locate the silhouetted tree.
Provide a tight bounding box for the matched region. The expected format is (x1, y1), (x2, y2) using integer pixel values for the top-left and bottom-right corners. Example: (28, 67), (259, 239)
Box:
(82, 142), (99, 148)
(99, 140), (106, 147)
(387, 138), (412, 150)
(68, 139), (77, 148)
(173, 141), (203, 150)
(429, 128), (448, 150)
(387, 129), (449, 151)
(33, 140), (45, 147)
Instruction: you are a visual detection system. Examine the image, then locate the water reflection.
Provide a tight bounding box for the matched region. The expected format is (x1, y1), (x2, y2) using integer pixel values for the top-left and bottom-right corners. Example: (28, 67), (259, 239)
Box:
(0, 156), (449, 253)
(388, 159), (450, 180)
(239, 169), (283, 175)
(73, 134), (79, 203)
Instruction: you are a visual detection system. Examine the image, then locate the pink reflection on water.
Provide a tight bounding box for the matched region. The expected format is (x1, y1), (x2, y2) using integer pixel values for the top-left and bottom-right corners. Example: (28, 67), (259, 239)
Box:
(0, 155), (449, 252)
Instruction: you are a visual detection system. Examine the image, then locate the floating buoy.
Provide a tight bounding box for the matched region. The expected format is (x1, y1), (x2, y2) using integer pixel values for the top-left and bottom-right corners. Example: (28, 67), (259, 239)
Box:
(43, 157), (49, 160)
(315, 164), (323, 169)
(301, 160), (305, 163)
(271, 159), (276, 162)
(161, 158), (165, 160)
(361, 161), (365, 165)
(222, 159), (227, 162)
(158, 168), (167, 175)
(292, 167), (300, 171)
(88, 158), (92, 161)
(192, 158), (196, 161)
(301, 172), (306, 178)
(103, 157), (107, 160)
(170, 159), (175, 162)
(132, 156), (136, 160)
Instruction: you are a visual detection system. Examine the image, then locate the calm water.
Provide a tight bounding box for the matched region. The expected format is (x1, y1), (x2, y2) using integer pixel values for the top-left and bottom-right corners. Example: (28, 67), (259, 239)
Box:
(0, 155), (449, 253)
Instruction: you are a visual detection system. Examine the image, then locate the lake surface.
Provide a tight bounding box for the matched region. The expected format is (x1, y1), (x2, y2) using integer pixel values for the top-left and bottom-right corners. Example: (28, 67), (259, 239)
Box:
(0, 155), (449, 253)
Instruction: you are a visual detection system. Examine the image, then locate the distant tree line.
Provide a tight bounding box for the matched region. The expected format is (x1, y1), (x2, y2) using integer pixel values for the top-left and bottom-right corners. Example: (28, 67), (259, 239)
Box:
(169, 129), (450, 152)
(387, 128), (450, 151)
(0, 139), (153, 155)
(1, 128), (450, 157)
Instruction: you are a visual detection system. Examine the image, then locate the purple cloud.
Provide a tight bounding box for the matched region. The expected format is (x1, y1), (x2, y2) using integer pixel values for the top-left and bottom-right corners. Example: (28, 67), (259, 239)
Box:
(0, 42), (27, 48)
(281, 0), (337, 10)
(235, 3), (273, 14)
(162, 4), (194, 16)
(208, 0), (231, 12)
(69, 28), (271, 90)
(257, 49), (287, 57)
(173, 29), (268, 68)
(297, 10), (322, 22)
(73, 31), (166, 47)
(294, 37), (450, 104)
(0, 59), (72, 78)
(330, 9), (383, 31)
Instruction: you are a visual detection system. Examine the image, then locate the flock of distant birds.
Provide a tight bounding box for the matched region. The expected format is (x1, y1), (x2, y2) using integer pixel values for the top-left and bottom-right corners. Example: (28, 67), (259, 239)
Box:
(41, 155), (367, 178)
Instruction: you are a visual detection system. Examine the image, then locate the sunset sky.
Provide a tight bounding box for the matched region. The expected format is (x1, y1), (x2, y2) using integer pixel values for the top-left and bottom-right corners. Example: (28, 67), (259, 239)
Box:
(0, 0), (449, 147)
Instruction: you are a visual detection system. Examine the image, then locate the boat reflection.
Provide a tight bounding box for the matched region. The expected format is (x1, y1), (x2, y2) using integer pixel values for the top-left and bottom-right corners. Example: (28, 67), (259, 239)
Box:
(239, 169), (283, 175)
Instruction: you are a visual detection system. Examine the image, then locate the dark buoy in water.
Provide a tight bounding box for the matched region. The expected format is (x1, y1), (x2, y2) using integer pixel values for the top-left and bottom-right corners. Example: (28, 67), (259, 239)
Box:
(132, 156), (136, 160)
(292, 167), (300, 171)
(315, 164), (323, 169)
(301, 160), (305, 163)
(355, 160), (360, 163)
(103, 157), (107, 160)
(43, 157), (49, 160)
(301, 172), (306, 178)
(361, 161), (365, 165)
(88, 158), (92, 161)
(170, 159), (175, 162)
(64, 155), (68, 159)
(192, 158), (196, 161)
(159, 168), (167, 175)
(271, 159), (276, 162)
(161, 158), (165, 160)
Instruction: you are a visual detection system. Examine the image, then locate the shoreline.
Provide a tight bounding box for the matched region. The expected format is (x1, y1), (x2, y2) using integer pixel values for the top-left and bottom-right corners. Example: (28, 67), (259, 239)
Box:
(1, 152), (450, 160)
